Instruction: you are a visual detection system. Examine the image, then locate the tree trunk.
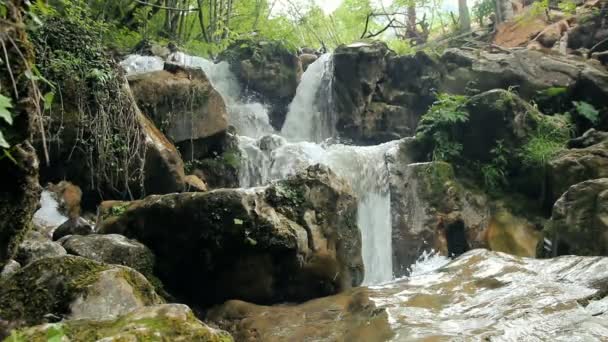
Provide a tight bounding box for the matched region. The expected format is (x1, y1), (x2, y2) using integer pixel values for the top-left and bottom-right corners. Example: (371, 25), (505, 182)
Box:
(0, 0), (41, 267)
(459, 0), (471, 32)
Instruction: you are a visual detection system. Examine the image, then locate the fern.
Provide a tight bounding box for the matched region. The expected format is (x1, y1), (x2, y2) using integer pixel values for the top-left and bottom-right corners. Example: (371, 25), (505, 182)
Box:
(0, 94), (13, 149)
(572, 101), (600, 125)
(520, 119), (571, 168)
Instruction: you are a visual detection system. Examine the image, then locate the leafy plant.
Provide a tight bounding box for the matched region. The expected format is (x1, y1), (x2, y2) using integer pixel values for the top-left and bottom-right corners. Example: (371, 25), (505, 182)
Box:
(416, 93), (469, 163)
(0, 94), (13, 149)
(520, 119), (571, 168)
(572, 101), (600, 125)
(480, 140), (509, 192)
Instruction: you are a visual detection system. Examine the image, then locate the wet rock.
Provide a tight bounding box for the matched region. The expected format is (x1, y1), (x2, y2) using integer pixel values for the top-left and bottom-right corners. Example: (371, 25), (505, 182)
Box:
(219, 40), (302, 130)
(547, 139), (608, 203)
(59, 234), (155, 277)
(129, 63), (228, 143)
(16, 230), (66, 266)
(8, 304), (232, 342)
(207, 288), (392, 342)
(0, 260), (20, 280)
(299, 53), (318, 71)
(52, 217), (94, 241)
(568, 128), (608, 148)
(331, 44), (443, 144)
(549, 178), (608, 255)
(568, 11), (608, 50)
(0, 255), (163, 325)
(98, 165), (363, 306)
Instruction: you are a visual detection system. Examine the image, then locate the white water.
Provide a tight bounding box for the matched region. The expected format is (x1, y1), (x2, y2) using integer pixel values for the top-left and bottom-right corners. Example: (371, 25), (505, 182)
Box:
(121, 52), (398, 284)
(281, 54), (336, 142)
(33, 190), (68, 229)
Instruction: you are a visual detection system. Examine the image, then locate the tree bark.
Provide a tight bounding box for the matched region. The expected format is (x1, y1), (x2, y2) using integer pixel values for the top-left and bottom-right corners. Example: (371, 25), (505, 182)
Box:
(458, 0), (471, 32)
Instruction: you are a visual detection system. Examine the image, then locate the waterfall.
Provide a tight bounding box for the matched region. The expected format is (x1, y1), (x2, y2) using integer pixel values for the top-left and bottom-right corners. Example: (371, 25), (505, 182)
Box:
(120, 52), (396, 284)
(281, 54), (336, 142)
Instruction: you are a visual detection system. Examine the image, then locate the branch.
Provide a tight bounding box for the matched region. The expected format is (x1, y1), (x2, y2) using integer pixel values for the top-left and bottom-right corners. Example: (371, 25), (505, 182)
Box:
(363, 19), (396, 38)
(133, 0), (198, 12)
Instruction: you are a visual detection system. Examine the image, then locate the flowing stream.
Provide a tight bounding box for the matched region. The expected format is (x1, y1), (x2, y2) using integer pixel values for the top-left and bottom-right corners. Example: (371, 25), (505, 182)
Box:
(121, 53), (397, 284)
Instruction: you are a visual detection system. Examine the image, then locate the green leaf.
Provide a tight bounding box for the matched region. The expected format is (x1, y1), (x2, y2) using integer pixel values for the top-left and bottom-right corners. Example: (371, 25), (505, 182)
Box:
(573, 101), (600, 125)
(0, 130), (9, 149)
(43, 91), (55, 111)
(0, 94), (13, 125)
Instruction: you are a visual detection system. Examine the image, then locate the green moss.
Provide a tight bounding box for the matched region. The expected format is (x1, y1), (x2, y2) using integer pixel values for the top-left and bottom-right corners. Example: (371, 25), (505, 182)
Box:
(7, 306), (234, 342)
(116, 268), (163, 305)
(0, 256), (109, 325)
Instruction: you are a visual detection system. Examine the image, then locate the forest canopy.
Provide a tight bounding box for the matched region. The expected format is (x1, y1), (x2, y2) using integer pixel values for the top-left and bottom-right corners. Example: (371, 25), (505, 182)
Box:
(28, 0), (513, 56)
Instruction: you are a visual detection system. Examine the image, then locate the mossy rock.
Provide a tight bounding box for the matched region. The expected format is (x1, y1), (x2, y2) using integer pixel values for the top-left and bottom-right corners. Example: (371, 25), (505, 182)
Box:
(5, 304), (233, 342)
(0, 255), (163, 325)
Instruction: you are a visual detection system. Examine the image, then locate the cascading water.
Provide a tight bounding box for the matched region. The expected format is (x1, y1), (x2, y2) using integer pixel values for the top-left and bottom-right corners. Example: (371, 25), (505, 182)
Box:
(120, 52), (396, 284)
(281, 54), (336, 142)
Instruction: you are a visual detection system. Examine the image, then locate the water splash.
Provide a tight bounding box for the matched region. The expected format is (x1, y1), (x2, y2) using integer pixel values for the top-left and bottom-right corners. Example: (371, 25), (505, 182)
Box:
(120, 55), (164, 75)
(407, 249), (451, 277)
(33, 190), (68, 229)
(281, 54), (336, 142)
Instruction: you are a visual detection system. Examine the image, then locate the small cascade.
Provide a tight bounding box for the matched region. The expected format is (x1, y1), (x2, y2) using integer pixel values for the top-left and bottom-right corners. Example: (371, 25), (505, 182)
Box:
(119, 55), (164, 75)
(281, 54), (336, 142)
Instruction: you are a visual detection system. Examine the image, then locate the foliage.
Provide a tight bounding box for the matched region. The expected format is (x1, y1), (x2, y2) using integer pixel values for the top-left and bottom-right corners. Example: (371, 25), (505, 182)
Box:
(480, 140), (509, 192)
(472, 0), (495, 26)
(520, 118), (571, 169)
(0, 94), (13, 149)
(416, 93), (469, 162)
(558, 0), (577, 15)
(572, 101), (600, 125)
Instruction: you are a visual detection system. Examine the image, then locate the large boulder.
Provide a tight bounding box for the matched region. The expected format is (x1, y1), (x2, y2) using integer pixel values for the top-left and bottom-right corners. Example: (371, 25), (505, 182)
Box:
(331, 43), (444, 144)
(387, 145), (542, 275)
(549, 178), (608, 255)
(59, 234), (155, 277)
(6, 304), (233, 342)
(129, 63), (228, 144)
(98, 165), (363, 306)
(547, 139), (608, 203)
(207, 288), (392, 342)
(440, 48), (608, 129)
(15, 230), (66, 266)
(219, 40), (302, 130)
(0, 255), (163, 325)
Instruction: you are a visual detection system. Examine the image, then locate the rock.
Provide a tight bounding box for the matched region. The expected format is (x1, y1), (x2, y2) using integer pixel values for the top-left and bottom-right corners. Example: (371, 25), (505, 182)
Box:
(439, 48), (608, 108)
(538, 20), (569, 48)
(52, 217), (94, 241)
(568, 11), (608, 50)
(547, 140), (608, 203)
(0, 255), (163, 325)
(299, 53), (318, 71)
(210, 250), (608, 340)
(59, 234), (155, 277)
(46, 181), (82, 219)
(207, 288), (392, 342)
(331, 44), (443, 144)
(219, 40), (302, 130)
(0, 260), (20, 280)
(129, 63), (228, 144)
(568, 128), (608, 148)
(15, 230), (66, 266)
(132, 39), (171, 59)
(549, 178), (608, 255)
(185, 174), (209, 192)
(98, 165), (363, 306)
(387, 144), (542, 275)
(7, 304), (233, 342)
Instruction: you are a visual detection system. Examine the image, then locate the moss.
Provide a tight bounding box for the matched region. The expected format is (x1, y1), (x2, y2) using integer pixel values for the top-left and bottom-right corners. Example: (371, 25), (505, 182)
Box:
(7, 306), (234, 342)
(116, 268), (163, 305)
(417, 162), (458, 208)
(0, 256), (109, 325)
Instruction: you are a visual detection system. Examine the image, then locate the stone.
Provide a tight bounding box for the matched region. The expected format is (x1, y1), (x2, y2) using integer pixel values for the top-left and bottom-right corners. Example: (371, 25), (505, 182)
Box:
(98, 165), (363, 306)
(568, 128), (608, 148)
(15, 230), (66, 266)
(52, 217), (94, 241)
(129, 63), (228, 144)
(0, 255), (163, 325)
(185, 174), (209, 192)
(7, 304), (233, 342)
(219, 40), (302, 130)
(299, 53), (318, 71)
(207, 288), (391, 342)
(547, 140), (608, 203)
(549, 178), (608, 255)
(59, 234), (155, 277)
(0, 260), (20, 280)
(538, 20), (569, 48)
